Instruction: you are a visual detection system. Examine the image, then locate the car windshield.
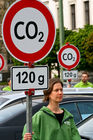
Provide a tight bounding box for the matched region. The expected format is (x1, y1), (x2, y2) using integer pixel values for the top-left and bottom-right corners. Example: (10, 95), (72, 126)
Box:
(0, 97), (9, 106)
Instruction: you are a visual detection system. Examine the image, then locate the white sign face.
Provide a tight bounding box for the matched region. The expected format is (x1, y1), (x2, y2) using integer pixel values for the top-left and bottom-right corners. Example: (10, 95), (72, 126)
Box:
(0, 59), (2, 68)
(11, 66), (48, 91)
(61, 48), (77, 66)
(11, 8), (48, 54)
(0, 54), (4, 71)
(58, 44), (80, 70)
(63, 70), (78, 80)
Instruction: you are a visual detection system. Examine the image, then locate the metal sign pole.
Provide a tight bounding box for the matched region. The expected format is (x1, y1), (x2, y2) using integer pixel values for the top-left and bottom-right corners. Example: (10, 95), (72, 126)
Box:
(26, 94), (32, 133)
(59, 0), (64, 81)
(25, 62), (34, 134)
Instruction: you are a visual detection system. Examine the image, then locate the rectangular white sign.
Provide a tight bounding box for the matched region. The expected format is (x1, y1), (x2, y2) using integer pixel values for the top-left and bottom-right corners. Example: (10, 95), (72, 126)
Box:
(63, 70), (78, 80)
(11, 66), (48, 91)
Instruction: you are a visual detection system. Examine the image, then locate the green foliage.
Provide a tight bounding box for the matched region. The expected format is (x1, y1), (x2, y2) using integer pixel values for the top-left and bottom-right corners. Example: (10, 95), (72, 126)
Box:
(64, 28), (74, 41)
(12, 58), (23, 66)
(65, 25), (93, 70)
(36, 28), (73, 77)
(0, 40), (4, 52)
(36, 30), (59, 77)
(83, 32), (93, 69)
(36, 29), (73, 64)
(0, 82), (7, 85)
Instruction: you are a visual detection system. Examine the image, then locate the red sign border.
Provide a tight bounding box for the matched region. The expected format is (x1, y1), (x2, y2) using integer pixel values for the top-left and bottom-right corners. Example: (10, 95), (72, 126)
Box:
(58, 44), (80, 70)
(0, 55), (4, 71)
(2, 0), (56, 63)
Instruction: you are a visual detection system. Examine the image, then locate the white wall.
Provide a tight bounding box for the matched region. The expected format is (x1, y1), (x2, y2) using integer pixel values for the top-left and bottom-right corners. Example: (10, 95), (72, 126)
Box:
(63, 0), (71, 29)
(90, 0), (93, 24)
(41, 0), (93, 30)
(75, 0), (85, 29)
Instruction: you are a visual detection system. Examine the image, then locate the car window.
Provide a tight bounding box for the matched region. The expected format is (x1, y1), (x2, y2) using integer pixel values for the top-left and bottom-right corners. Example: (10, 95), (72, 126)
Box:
(60, 103), (81, 123)
(2, 98), (26, 109)
(0, 98), (44, 126)
(0, 103), (26, 124)
(77, 101), (93, 120)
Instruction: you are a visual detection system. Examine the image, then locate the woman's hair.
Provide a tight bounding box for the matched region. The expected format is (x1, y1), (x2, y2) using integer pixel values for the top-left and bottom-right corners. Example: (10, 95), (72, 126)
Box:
(43, 78), (63, 102)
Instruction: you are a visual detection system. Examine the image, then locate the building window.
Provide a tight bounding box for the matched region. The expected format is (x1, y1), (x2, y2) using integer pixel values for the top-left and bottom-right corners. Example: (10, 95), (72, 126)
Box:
(71, 4), (76, 30)
(84, 1), (90, 24)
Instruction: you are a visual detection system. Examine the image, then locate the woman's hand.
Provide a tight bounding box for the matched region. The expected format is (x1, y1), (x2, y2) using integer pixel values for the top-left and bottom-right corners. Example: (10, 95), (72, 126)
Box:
(24, 132), (34, 140)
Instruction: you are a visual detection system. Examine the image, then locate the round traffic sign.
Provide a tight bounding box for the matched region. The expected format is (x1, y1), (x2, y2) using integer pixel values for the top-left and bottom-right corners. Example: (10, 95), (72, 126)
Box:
(58, 44), (80, 70)
(2, 0), (56, 63)
(0, 55), (4, 71)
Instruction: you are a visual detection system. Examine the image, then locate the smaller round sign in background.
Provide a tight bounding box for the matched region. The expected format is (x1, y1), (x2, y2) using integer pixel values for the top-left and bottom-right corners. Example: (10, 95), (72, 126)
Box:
(0, 55), (4, 71)
(58, 44), (80, 70)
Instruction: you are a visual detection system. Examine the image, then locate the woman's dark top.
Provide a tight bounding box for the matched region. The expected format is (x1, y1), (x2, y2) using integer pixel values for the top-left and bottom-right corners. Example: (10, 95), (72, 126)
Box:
(54, 112), (64, 126)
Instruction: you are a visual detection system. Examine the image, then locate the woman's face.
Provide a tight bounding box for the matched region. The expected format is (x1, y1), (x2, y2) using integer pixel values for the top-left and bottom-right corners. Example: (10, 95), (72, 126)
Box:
(49, 83), (63, 103)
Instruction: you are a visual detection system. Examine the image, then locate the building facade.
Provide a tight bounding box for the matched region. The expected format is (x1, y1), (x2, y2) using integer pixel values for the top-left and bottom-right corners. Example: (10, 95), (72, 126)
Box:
(42, 0), (93, 30)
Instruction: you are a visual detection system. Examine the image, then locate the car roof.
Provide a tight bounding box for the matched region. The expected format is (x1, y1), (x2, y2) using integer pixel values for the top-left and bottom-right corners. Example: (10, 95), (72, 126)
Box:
(0, 88), (93, 109)
(0, 90), (43, 109)
(63, 88), (93, 95)
(0, 91), (93, 126)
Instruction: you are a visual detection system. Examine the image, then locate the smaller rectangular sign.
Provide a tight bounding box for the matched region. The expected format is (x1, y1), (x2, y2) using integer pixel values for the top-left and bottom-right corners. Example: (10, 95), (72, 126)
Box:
(63, 70), (78, 80)
(11, 66), (49, 91)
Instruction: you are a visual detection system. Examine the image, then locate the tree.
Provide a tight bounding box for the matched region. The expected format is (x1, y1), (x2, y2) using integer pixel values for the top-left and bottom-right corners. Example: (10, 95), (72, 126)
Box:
(83, 32), (93, 69)
(11, 25), (93, 73)
(36, 29), (60, 78)
(65, 25), (93, 71)
(36, 28), (73, 78)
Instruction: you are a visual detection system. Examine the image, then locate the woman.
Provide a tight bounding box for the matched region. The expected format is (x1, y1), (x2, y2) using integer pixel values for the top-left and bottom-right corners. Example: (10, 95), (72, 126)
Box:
(22, 78), (81, 140)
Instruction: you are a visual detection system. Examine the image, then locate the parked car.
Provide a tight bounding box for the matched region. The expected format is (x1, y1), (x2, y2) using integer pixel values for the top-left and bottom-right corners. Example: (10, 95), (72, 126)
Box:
(0, 90), (43, 109)
(0, 88), (93, 109)
(0, 88), (93, 140)
(0, 96), (45, 140)
(61, 88), (93, 123)
(77, 114), (93, 140)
